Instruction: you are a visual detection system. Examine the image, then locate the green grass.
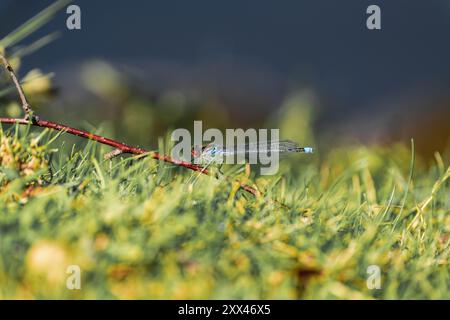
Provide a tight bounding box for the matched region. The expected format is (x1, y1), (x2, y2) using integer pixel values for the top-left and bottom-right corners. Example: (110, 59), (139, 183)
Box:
(0, 0), (448, 299)
(0, 126), (448, 299)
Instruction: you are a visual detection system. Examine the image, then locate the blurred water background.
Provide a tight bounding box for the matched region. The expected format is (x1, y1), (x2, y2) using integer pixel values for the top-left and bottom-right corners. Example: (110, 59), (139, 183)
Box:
(1, 0), (449, 158)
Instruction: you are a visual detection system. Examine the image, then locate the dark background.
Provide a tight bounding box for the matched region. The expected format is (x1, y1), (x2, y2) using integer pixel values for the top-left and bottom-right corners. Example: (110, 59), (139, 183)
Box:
(1, 0), (449, 154)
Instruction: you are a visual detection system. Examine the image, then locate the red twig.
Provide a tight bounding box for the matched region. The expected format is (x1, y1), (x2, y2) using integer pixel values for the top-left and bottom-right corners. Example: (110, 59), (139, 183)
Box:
(0, 52), (260, 197)
(0, 117), (260, 196)
(0, 117), (206, 172)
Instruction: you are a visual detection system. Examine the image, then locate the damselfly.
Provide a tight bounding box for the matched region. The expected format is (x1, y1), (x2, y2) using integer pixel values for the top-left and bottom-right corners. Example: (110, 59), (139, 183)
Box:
(192, 140), (313, 164)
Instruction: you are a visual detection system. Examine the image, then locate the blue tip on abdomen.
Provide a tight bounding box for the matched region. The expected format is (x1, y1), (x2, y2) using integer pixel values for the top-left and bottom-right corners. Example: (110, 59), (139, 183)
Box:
(304, 147), (314, 153)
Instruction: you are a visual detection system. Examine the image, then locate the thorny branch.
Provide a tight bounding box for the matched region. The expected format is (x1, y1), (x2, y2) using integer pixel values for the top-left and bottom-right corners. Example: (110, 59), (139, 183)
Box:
(0, 53), (260, 197)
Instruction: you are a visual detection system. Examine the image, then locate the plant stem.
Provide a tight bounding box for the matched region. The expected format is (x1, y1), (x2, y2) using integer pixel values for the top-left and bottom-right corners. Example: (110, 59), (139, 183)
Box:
(0, 117), (260, 196)
(0, 53), (35, 120)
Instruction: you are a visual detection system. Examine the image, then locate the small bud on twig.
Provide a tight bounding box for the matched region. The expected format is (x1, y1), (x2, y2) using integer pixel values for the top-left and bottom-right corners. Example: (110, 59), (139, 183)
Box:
(104, 148), (123, 160)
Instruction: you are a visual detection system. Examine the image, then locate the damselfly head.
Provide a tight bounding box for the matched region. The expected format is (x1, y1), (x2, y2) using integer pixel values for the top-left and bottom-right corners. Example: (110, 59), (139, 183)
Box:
(191, 143), (220, 158)
(202, 143), (220, 156)
(191, 144), (223, 164)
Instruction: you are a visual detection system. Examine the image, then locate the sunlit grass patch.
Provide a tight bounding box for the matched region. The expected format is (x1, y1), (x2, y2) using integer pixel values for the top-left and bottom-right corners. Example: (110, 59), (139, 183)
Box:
(0, 126), (448, 299)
